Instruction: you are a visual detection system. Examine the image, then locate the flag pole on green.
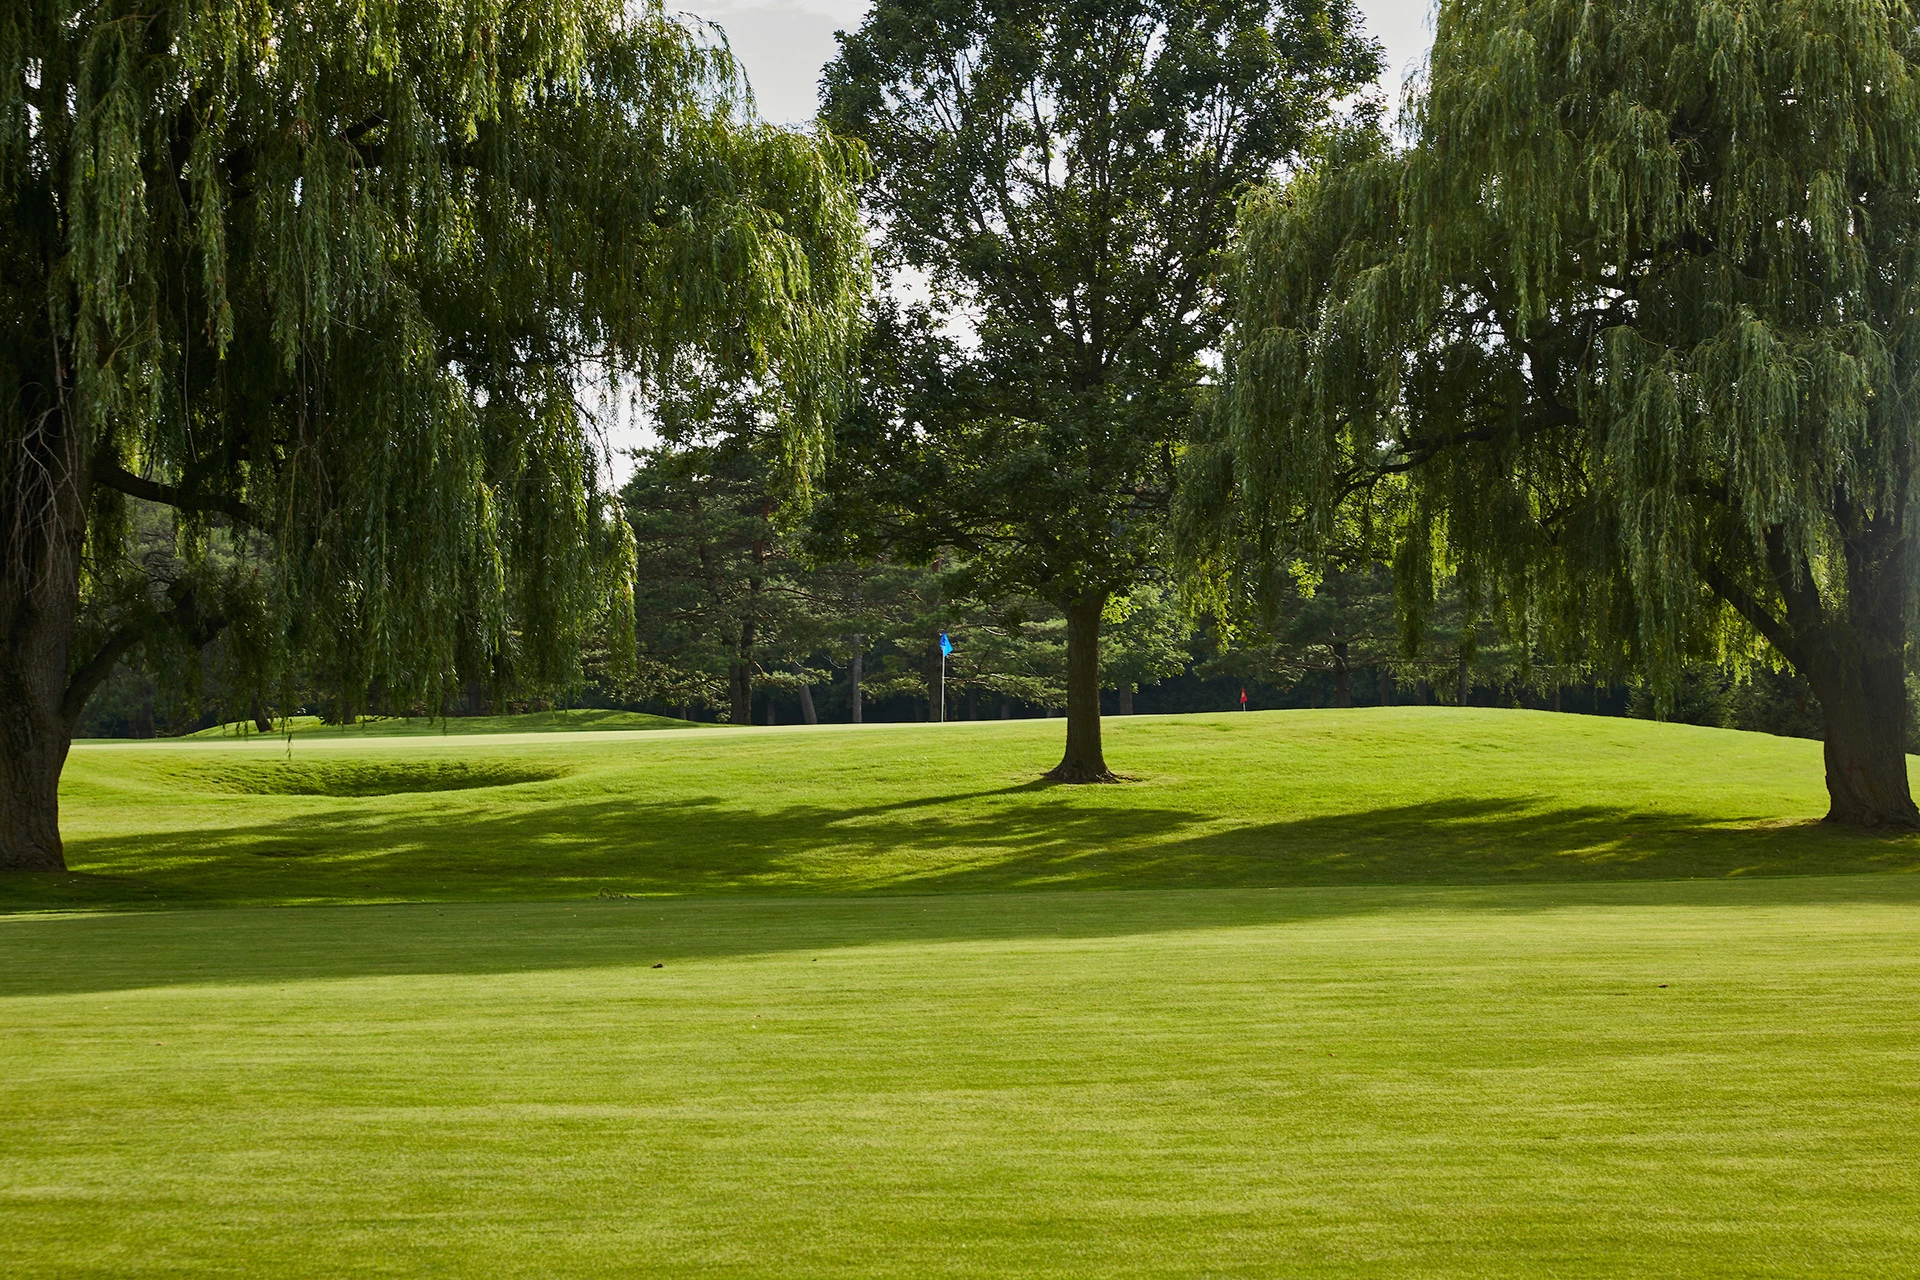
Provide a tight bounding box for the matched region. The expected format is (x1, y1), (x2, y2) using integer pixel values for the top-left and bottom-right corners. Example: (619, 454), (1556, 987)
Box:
(939, 632), (953, 722)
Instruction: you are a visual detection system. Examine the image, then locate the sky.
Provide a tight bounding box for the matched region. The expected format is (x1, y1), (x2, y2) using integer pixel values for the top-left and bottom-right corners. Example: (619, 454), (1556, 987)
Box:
(682, 0), (1439, 126)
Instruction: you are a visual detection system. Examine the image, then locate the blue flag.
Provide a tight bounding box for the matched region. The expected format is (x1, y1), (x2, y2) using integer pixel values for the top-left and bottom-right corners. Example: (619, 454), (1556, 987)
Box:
(939, 631), (953, 657)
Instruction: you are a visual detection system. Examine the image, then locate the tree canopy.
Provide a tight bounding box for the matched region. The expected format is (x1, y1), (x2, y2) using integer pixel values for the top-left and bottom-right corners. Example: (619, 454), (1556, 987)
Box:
(0, 0), (869, 869)
(1190, 0), (1920, 825)
(820, 0), (1378, 781)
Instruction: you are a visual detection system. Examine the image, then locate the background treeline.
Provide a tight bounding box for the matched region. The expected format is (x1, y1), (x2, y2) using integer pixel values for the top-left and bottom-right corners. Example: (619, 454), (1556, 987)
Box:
(80, 433), (1858, 741)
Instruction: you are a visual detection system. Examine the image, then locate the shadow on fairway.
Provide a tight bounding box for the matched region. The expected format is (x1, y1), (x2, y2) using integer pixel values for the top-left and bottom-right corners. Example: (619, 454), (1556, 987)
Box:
(6, 872), (1920, 999)
(23, 787), (1920, 916)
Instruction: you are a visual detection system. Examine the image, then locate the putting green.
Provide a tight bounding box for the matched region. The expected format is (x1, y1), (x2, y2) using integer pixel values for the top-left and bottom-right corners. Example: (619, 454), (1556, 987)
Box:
(4, 880), (1917, 1276)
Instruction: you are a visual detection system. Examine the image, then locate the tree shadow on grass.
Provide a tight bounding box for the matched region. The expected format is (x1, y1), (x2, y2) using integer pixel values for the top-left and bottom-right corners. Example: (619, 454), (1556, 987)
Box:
(6, 857), (1920, 1000)
(20, 786), (1920, 913)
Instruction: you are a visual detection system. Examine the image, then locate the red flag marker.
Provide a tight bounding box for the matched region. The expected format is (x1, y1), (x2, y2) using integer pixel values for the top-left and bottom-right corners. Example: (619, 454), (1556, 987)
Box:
(1240, 688), (1249, 710)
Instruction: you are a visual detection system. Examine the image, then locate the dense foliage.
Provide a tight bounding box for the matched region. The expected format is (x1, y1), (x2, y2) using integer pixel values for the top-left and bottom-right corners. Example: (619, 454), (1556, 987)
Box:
(820, 0), (1378, 780)
(0, 0), (868, 868)
(1193, 0), (1920, 826)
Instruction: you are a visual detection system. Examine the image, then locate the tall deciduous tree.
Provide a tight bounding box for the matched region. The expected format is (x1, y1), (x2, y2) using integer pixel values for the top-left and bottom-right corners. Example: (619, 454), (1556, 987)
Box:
(821, 0), (1377, 781)
(1193, 0), (1920, 826)
(0, 0), (868, 870)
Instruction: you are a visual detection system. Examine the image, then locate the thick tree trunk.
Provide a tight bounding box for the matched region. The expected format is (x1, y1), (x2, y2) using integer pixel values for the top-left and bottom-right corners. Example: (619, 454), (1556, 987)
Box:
(252, 698), (273, 734)
(1811, 658), (1915, 828)
(1793, 576), (1919, 829)
(1332, 642), (1352, 707)
(1046, 596), (1115, 783)
(0, 655), (74, 872)
(1455, 656), (1470, 706)
(0, 387), (88, 872)
(849, 635), (863, 724)
(1723, 509), (1920, 830)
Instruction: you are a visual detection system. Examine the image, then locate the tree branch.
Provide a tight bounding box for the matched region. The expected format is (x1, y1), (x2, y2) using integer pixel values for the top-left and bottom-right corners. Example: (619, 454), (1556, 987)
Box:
(93, 459), (258, 528)
(1701, 560), (1801, 667)
(61, 591), (230, 726)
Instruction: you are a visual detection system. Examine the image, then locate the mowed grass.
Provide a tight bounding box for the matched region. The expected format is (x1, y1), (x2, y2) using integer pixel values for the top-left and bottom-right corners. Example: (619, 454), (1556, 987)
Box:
(5, 710), (1920, 1276)
(5, 881), (1919, 1276)
(22, 708), (1920, 911)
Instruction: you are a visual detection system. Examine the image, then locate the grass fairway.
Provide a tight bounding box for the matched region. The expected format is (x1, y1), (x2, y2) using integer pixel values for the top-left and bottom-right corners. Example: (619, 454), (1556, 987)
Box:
(5, 710), (1920, 1275)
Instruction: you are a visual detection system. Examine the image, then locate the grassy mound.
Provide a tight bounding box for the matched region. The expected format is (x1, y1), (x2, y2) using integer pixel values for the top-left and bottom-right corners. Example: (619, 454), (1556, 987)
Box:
(23, 708), (1920, 911)
(208, 757), (567, 798)
(179, 707), (700, 740)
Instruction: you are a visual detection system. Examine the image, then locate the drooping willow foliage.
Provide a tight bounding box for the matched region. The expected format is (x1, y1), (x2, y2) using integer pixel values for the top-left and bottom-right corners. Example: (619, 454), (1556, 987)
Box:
(1, 0), (869, 719)
(1188, 0), (1920, 824)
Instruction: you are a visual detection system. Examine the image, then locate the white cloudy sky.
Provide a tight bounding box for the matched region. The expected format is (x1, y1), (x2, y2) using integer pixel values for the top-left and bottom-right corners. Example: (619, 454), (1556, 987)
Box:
(682, 0), (1438, 126)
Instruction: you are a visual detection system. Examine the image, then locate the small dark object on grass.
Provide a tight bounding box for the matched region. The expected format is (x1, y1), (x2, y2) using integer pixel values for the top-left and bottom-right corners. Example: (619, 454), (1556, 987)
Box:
(652, 963), (664, 969)
(1659, 984), (1669, 988)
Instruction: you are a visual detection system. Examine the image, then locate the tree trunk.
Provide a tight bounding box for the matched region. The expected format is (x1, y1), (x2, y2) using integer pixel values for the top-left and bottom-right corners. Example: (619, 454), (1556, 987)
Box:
(1721, 509), (1920, 830)
(849, 635), (863, 724)
(252, 698), (273, 734)
(1332, 642), (1352, 707)
(1792, 570), (1920, 829)
(0, 659), (75, 872)
(765, 694), (776, 726)
(1456, 656), (1470, 706)
(0, 377), (89, 872)
(1118, 685), (1134, 715)
(728, 662), (751, 725)
(1809, 660), (1914, 827)
(787, 667), (817, 725)
(1046, 596), (1115, 782)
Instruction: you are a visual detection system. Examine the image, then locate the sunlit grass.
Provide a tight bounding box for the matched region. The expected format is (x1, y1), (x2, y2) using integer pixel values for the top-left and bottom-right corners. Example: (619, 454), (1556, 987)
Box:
(19, 708), (1920, 912)
(6, 709), (1918, 1276)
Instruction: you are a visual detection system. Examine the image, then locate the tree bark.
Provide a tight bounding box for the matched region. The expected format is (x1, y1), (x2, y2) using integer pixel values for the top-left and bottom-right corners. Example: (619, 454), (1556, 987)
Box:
(1809, 651), (1914, 827)
(728, 662), (751, 725)
(1332, 642), (1352, 707)
(849, 634), (863, 724)
(1790, 553), (1920, 829)
(793, 663), (818, 725)
(1046, 595), (1115, 782)
(1455, 655), (1470, 706)
(1712, 512), (1920, 830)
(0, 371), (89, 871)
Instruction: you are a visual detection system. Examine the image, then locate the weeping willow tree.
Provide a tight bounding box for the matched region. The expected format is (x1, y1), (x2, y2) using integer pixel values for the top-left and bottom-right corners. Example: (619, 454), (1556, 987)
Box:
(0, 0), (869, 870)
(1185, 0), (1920, 827)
